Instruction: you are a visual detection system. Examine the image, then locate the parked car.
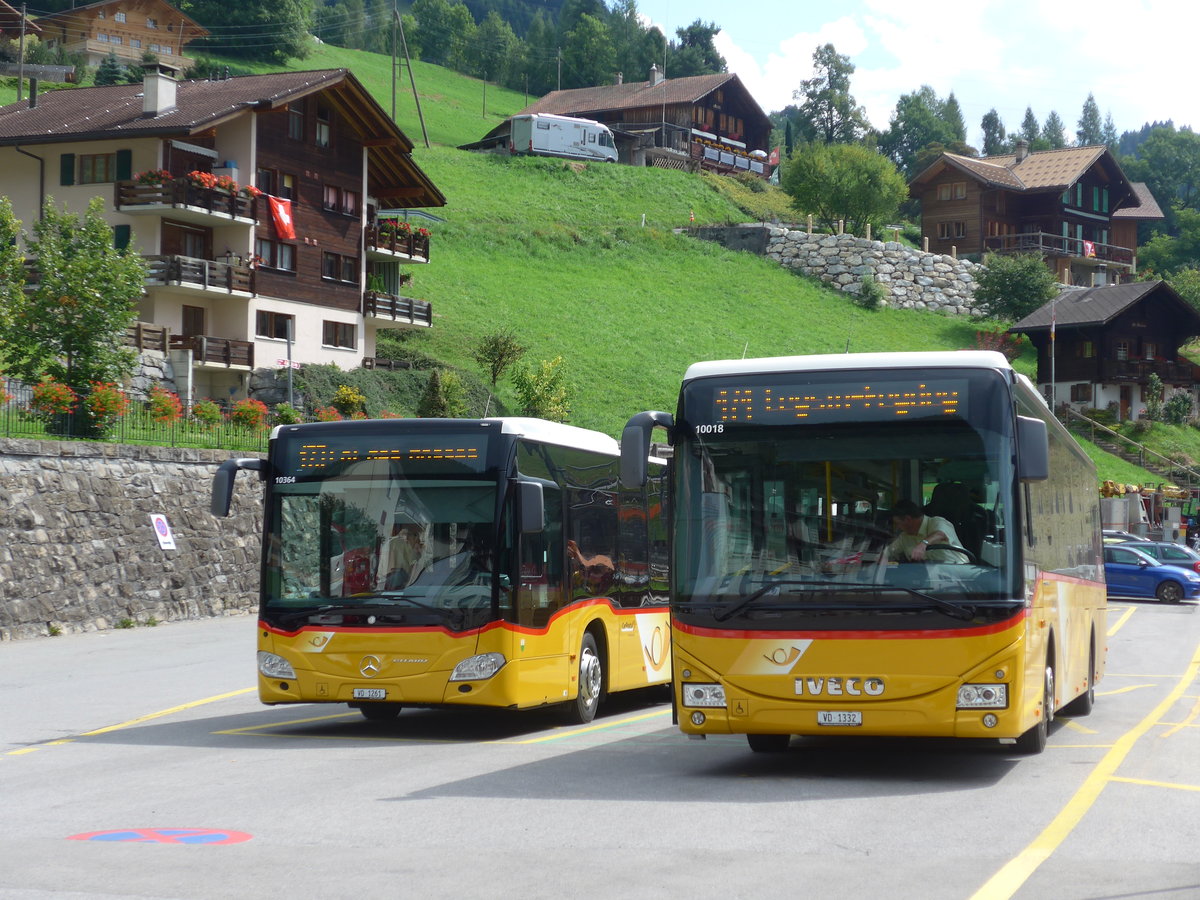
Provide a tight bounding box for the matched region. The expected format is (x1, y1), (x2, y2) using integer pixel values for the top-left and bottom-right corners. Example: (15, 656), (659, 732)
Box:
(1115, 540), (1200, 574)
(1103, 529), (1149, 544)
(1103, 545), (1200, 603)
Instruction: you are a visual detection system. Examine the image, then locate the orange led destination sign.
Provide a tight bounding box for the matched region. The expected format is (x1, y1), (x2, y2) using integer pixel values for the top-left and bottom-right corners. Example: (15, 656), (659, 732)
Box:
(279, 433), (490, 477)
(711, 379), (967, 424)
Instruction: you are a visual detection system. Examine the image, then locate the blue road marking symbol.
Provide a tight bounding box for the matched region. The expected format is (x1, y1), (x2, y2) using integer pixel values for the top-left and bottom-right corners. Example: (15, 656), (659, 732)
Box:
(68, 828), (252, 844)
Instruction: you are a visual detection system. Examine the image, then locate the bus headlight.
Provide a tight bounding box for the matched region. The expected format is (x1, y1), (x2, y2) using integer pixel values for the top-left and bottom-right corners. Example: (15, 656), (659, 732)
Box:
(957, 683), (1008, 709)
(682, 683), (727, 708)
(257, 651), (296, 680)
(450, 652), (506, 681)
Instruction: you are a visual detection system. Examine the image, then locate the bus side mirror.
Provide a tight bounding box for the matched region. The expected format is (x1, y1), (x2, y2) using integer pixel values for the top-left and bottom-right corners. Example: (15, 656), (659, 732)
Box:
(620, 410), (673, 489)
(211, 457), (265, 517)
(519, 480), (544, 534)
(1017, 416), (1049, 482)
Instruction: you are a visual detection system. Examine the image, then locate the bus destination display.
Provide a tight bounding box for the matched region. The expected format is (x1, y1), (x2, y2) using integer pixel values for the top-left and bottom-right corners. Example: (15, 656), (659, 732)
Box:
(710, 378), (968, 424)
(278, 435), (490, 477)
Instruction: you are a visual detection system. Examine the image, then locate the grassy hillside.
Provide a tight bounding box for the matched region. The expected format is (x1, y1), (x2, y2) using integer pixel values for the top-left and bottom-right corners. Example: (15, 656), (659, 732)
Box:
(191, 45), (1166, 485)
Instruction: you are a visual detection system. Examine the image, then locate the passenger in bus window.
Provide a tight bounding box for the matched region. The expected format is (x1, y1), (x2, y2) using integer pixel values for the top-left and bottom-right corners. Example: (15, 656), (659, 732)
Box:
(384, 522), (428, 589)
(887, 499), (967, 564)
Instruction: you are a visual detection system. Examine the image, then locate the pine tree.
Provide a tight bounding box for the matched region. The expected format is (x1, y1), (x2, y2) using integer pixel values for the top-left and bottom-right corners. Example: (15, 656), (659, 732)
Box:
(94, 51), (125, 86)
(1042, 111), (1067, 149)
(1076, 93), (1103, 146)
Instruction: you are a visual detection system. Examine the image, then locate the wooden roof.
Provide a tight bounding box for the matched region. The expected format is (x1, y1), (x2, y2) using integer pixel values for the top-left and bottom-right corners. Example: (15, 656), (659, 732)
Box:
(0, 68), (444, 207)
(1008, 281), (1200, 333)
(0, 0), (41, 34)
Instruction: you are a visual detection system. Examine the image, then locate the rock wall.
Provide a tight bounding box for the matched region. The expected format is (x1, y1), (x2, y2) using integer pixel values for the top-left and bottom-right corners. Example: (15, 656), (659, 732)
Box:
(698, 224), (985, 315)
(0, 438), (265, 640)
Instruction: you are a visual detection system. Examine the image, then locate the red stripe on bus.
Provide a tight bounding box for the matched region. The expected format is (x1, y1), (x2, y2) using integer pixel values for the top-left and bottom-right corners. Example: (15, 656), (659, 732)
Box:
(673, 607), (1027, 641)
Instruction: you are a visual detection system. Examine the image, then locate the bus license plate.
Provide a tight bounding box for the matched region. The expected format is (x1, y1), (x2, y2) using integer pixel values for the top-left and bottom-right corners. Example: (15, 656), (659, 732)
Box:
(817, 710), (862, 726)
(353, 688), (387, 700)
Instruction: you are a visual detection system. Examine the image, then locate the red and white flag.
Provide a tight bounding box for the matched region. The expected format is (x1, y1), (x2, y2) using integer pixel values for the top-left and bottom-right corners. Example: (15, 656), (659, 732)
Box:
(269, 196), (296, 239)
(1082, 240), (1096, 258)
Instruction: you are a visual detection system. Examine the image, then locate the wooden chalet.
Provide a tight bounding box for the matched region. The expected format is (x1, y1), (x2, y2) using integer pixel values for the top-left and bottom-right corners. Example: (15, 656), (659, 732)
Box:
(465, 66), (773, 176)
(1008, 281), (1200, 420)
(34, 0), (207, 71)
(910, 142), (1164, 286)
(0, 66), (444, 405)
(0, 1), (40, 39)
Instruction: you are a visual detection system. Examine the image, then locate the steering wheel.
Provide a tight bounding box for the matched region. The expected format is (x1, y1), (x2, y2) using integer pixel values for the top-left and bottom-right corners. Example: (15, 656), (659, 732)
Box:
(905, 542), (977, 564)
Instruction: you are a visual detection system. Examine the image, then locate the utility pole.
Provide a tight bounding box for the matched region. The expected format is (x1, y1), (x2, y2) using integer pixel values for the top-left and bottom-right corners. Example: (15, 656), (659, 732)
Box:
(390, 0), (396, 120)
(556, 48), (561, 91)
(393, 7), (429, 148)
(482, 71), (487, 118)
(17, 3), (26, 101)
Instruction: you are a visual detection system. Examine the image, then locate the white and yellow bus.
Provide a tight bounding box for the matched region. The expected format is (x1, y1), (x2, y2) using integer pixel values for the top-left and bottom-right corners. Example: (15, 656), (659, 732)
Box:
(620, 351), (1105, 753)
(213, 417), (669, 724)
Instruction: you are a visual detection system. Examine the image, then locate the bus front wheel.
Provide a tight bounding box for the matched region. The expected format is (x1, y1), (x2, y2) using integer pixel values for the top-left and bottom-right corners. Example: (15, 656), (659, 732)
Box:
(747, 733), (790, 753)
(564, 632), (603, 724)
(356, 703), (402, 721)
(1014, 660), (1053, 754)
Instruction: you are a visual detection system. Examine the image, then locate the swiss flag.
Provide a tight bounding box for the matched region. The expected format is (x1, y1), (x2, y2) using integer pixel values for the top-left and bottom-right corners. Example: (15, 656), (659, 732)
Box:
(269, 196), (296, 239)
(769, 146), (780, 165)
(1082, 240), (1096, 258)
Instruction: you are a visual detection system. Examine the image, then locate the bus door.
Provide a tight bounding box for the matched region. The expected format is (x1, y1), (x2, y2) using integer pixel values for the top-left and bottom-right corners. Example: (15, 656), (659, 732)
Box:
(514, 485), (568, 702)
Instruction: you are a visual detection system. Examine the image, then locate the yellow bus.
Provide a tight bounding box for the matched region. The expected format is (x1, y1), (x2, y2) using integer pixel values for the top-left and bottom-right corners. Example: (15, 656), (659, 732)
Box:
(620, 351), (1105, 753)
(212, 417), (669, 724)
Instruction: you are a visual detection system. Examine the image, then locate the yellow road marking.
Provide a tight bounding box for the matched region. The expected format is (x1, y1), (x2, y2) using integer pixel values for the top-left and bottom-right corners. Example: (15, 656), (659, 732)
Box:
(969, 637), (1200, 900)
(1107, 605), (1136, 636)
(1062, 720), (1098, 734)
(5, 748), (39, 756)
(1109, 776), (1200, 792)
(1097, 684), (1156, 696)
(215, 712), (358, 734)
(1160, 693), (1200, 738)
(501, 708), (672, 744)
(79, 688), (256, 736)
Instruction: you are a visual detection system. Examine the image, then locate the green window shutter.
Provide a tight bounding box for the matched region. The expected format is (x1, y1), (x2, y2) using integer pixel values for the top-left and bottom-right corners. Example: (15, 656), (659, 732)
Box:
(60, 153), (75, 186)
(116, 149), (132, 182)
(113, 224), (131, 250)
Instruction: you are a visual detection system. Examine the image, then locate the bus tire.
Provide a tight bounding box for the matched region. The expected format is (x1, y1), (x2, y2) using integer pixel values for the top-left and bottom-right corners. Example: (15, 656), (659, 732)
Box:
(1014, 659), (1053, 754)
(564, 632), (603, 724)
(747, 733), (790, 753)
(1061, 641), (1096, 717)
(356, 703), (402, 721)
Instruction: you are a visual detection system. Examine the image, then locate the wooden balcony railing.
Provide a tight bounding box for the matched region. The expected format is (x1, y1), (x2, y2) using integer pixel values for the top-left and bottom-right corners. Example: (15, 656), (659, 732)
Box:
(362, 357), (414, 370)
(115, 179), (258, 220)
(145, 255), (255, 295)
(125, 322), (170, 353)
(1098, 358), (1200, 385)
(362, 291), (432, 327)
(169, 334), (254, 368)
(982, 232), (1135, 267)
(365, 224), (431, 261)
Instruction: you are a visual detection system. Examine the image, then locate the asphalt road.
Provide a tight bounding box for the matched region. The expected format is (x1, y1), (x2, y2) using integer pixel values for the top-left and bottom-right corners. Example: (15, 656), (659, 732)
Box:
(2, 600), (1199, 900)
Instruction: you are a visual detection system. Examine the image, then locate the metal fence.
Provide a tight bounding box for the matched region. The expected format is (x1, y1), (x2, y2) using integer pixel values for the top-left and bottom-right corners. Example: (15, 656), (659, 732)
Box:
(1, 379), (271, 453)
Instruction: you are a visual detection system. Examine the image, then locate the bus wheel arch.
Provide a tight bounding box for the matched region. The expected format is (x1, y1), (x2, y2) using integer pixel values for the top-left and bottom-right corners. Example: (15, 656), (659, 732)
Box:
(1014, 639), (1054, 754)
(1061, 631), (1096, 717)
(563, 625), (606, 724)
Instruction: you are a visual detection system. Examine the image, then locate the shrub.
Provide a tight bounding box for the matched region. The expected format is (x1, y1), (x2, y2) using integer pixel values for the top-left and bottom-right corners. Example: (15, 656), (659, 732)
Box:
(0, 371), (11, 406)
(271, 402), (303, 425)
(1164, 390), (1193, 425)
(314, 405), (343, 421)
(973, 329), (1026, 361)
(192, 398), (224, 428)
(973, 253), (1059, 320)
(511, 356), (571, 422)
(83, 382), (129, 430)
(147, 386), (183, 425)
(332, 384), (367, 416)
(230, 396), (269, 429)
(30, 377), (77, 418)
(854, 274), (886, 310)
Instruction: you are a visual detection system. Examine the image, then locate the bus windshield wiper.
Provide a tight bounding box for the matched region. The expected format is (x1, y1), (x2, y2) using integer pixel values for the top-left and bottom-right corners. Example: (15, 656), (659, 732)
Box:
(281, 597), (463, 628)
(711, 581), (977, 622)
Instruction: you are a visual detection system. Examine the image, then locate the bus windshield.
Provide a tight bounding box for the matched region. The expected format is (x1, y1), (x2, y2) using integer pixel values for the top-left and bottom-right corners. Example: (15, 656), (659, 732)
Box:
(264, 461), (504, 630)
(674, 367), (1020, 624)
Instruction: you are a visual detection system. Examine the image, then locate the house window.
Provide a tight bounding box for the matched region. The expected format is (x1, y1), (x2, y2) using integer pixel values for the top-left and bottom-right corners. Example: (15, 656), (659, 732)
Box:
(1102, 187), (1109, 213)
(1093, 186), (1100, 211)
(342, 189), (359, 216)
(1144, 342), (1157, 361)
(323, 321), (356, 349)
(256, 168), (276, 195)
(79, 153), (117, 184)
(316, 105), (331, 149)
(323, 184), (340, 211)
(288, 100), (304, 140)
(322, 251), (359, 283)
(146, 17), (158, 28)
(1075, 340), (1095, 358)
(182, 305), (205, 338)
(131, 39), (141, 48)
(280, 173), (295, 201)
(1075, 183), (1083, 206)
(111, 36), (122, 45)
(98, 33), (110, 42)
(256, 238), (296, 272)
(115, 11), (126, 22)
(937, 222), (951, 240)
(256, 311), (294, 340)
(953, 221), (967, 239)
(1070, 383), (1092, 402)
(1115, 340), (1129, 361)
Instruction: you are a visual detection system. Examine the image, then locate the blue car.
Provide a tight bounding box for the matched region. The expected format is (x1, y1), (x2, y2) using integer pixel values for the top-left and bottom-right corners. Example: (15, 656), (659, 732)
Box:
(1104, 545), (1200, 603)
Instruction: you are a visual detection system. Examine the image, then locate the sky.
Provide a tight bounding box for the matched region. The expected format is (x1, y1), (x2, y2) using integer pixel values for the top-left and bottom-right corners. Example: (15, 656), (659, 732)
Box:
(634, 0), (1197, 149)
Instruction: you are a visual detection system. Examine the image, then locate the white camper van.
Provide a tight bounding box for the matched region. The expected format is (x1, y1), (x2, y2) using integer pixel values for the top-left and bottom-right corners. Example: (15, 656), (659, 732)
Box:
(509, 114), (618, 163)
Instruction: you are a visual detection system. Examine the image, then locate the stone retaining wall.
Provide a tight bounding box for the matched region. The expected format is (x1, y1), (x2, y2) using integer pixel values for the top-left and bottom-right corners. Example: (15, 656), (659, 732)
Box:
(698, 224), (985, 315)
(0, 438), (265, 640)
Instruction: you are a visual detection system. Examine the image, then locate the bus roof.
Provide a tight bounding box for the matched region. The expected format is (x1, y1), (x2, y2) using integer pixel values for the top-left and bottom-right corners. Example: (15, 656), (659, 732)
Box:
(269, 417), (619, 457)
(682, 350), (1013, 383)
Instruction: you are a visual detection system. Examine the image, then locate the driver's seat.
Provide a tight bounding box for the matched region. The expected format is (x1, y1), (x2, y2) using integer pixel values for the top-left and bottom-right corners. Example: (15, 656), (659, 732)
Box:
(925, 482), (985, 559)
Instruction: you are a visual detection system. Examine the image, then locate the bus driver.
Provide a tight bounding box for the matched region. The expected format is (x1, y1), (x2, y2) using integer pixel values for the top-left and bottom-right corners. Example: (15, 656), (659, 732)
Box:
(887, 498), (967, 564)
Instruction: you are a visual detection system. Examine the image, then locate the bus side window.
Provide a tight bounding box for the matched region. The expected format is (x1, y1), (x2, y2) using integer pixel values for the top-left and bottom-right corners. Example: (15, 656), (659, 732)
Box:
(518, 487), (564, 626)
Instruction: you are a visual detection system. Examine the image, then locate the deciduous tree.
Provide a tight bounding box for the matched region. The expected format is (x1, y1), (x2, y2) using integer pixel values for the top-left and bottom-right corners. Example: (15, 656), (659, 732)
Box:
(973, 253), (1059, 320)
(981, 108), (1007, 156)
(781, 142), (908, 234)
(791, 44), (869, 145)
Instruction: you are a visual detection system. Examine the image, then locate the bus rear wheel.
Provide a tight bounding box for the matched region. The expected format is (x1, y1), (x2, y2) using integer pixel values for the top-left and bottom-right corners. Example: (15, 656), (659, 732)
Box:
(356, 703), (402, 721)
(1014, 660), (1053, 754)
(563, 632), (603, 724)
(747, 733), (790, 753)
